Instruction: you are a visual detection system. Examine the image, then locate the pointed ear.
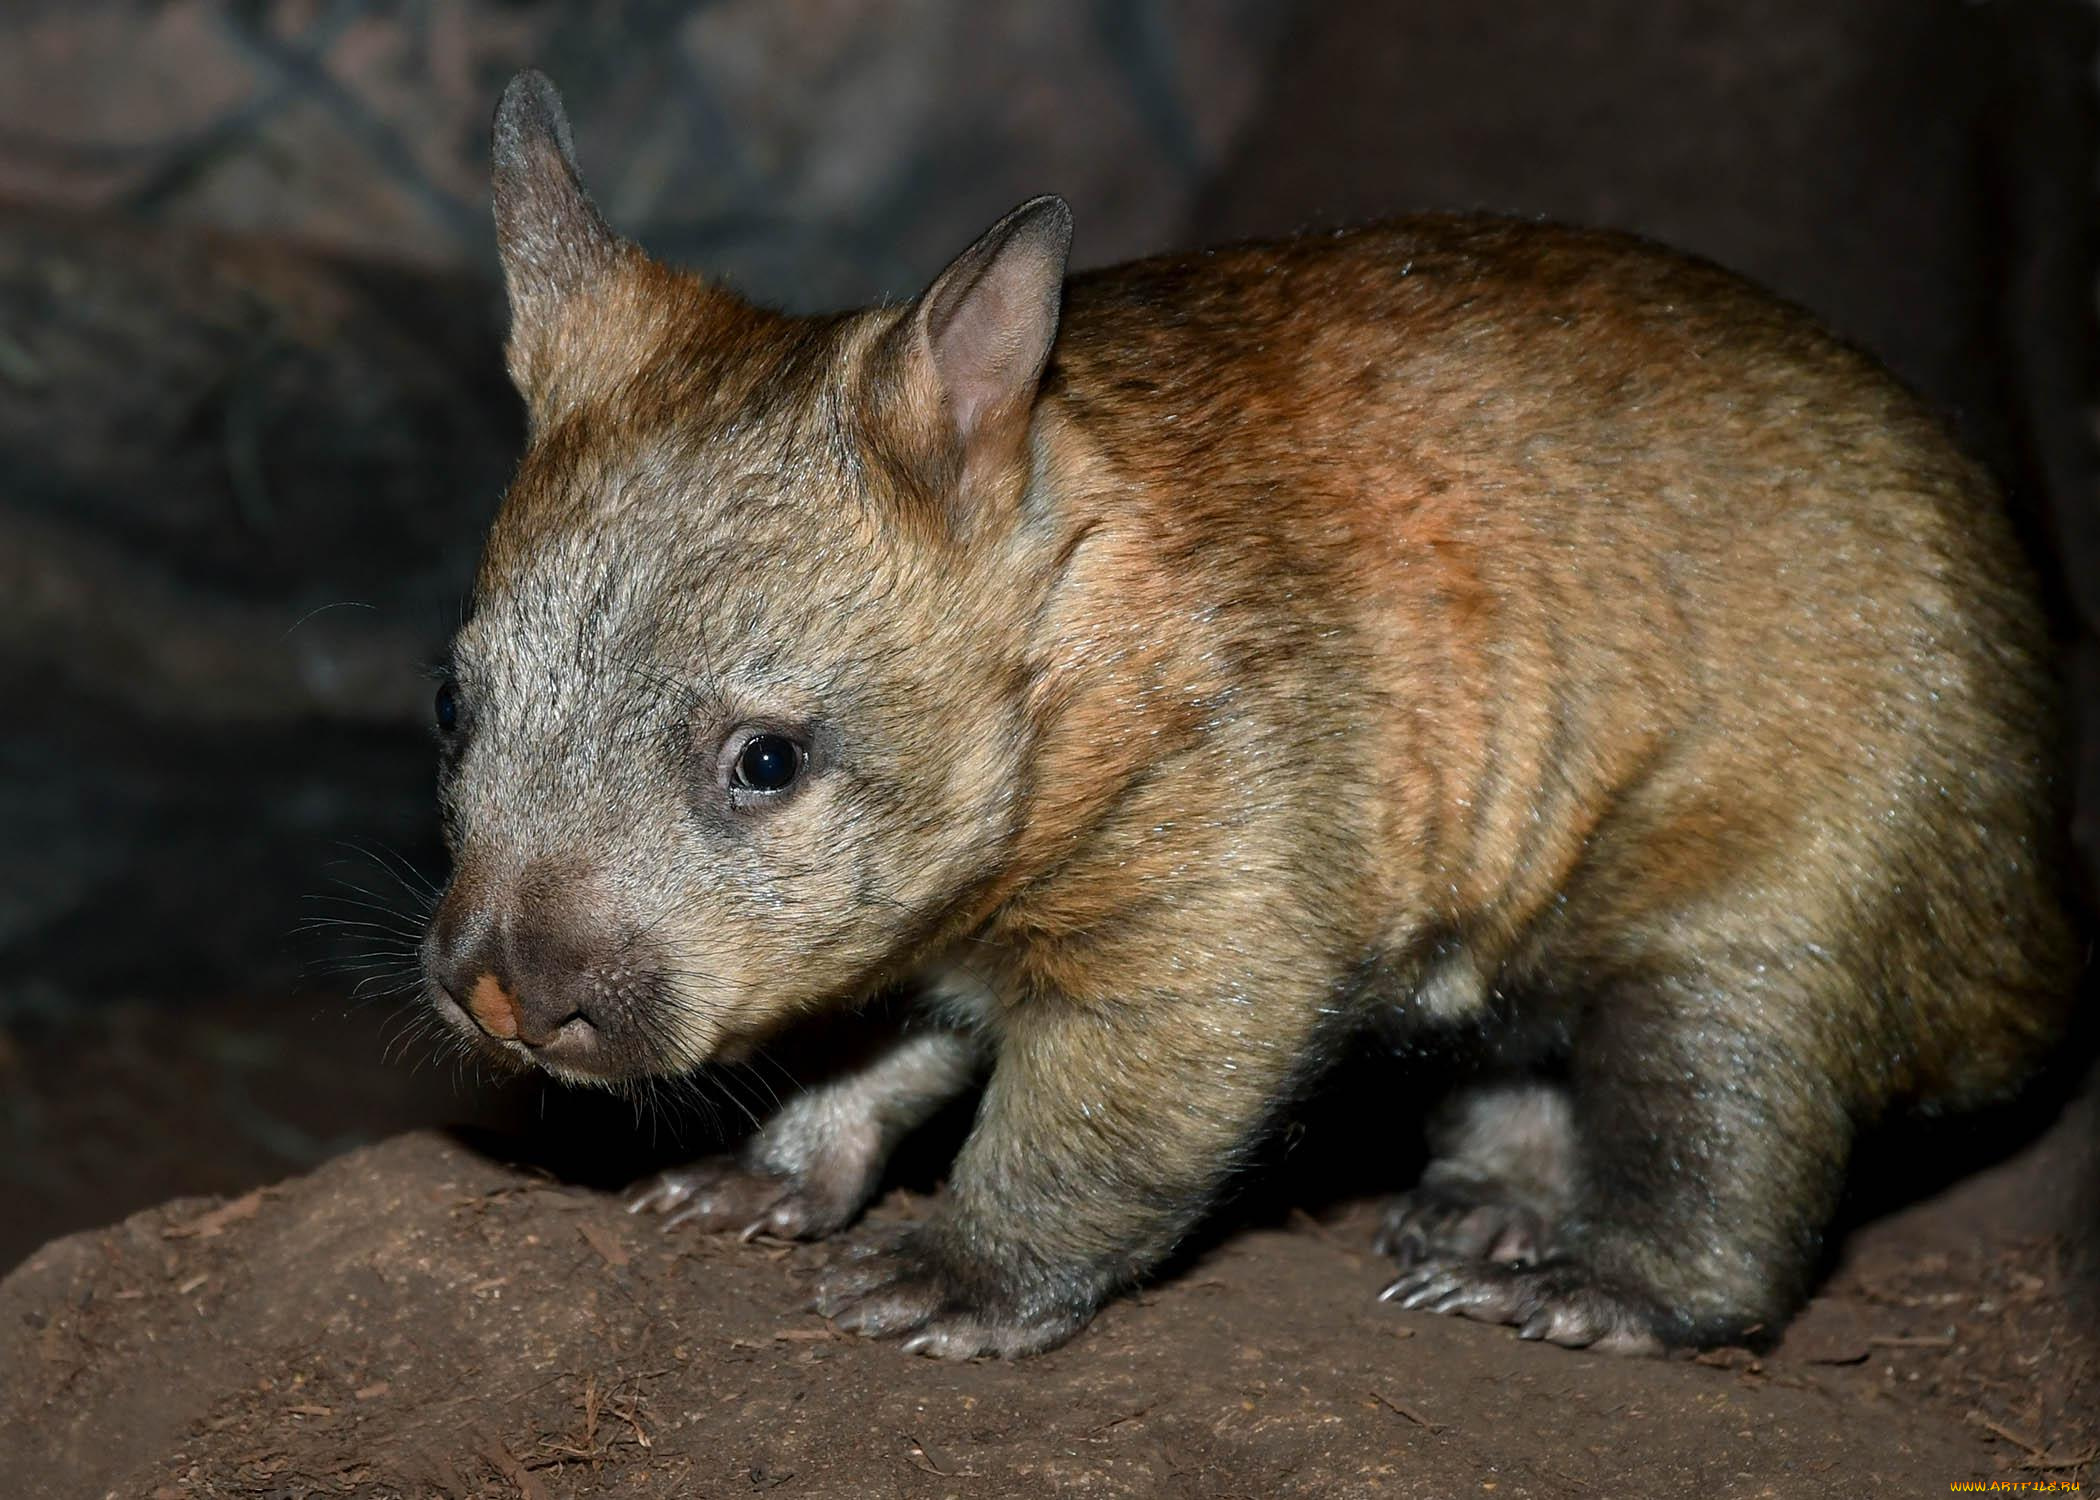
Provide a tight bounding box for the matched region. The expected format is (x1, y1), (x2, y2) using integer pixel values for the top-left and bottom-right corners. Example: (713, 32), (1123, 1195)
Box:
(913, 195), (1073, 450)
(490, 70), (623, 323)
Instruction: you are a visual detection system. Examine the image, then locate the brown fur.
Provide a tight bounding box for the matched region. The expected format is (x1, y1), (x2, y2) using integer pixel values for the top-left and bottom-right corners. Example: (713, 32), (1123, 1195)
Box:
(422, 73), (2077, 1359)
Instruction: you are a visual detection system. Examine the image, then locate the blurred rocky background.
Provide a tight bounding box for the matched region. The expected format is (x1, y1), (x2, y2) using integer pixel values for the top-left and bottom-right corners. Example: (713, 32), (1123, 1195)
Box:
(1, 0), (2094, 1267)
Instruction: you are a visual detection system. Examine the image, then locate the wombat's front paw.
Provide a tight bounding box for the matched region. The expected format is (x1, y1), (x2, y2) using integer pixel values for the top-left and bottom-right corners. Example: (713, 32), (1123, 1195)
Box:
(1375, 1182), (1549, 1268)
(812, 1226), (1093, 1359)
(1379, 1256), (1665, 1355)
(626, 1157), (861, 1241)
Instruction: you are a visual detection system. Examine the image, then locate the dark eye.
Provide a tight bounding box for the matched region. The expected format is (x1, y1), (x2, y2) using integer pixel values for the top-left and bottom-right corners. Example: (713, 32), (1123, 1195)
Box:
(731, 733), (804, 794)
(434, 680), (458, 734)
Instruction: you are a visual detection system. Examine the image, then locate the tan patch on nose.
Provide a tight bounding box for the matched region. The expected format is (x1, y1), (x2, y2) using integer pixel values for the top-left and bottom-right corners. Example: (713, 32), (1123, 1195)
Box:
(466, 974), (520, 1039)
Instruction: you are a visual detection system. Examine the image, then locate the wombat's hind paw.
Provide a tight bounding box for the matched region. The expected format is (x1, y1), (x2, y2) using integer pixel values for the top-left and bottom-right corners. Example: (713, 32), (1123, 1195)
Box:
(1375, 1183), (1549, 1268)
(812, 1227), (1091, 1359)
(626, 1157), (858, 1240)
(1379, 1256), (1666, 1355)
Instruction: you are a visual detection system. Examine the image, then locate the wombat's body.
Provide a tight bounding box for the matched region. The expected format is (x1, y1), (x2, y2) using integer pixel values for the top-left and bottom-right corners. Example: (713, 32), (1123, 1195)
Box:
(424, 73), (2076, 1357)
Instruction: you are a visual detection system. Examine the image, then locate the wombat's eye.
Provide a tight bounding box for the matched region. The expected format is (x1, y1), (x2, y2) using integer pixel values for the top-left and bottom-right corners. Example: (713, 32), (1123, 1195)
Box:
(434, 680), (459, 734)
(731, 733), (804, 794)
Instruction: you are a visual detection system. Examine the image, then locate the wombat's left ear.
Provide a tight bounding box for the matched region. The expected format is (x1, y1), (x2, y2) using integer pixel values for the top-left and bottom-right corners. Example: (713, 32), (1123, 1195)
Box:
(911, 195), (1073, 462)
(490, 70), (625, 324)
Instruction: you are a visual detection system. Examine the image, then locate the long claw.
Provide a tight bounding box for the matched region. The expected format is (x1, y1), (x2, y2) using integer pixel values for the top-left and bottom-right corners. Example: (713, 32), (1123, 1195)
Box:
(1374, 1254), (1665, 1356)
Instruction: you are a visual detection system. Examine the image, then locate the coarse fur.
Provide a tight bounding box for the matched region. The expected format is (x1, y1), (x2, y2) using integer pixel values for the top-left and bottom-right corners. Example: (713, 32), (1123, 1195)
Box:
(423, 71), (2079, 1358)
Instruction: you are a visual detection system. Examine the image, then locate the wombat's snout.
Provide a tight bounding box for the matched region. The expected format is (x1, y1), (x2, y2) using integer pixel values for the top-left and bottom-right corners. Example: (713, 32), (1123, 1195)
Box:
(432, 958), (589, 1051)
(426, 866), (652, 1080)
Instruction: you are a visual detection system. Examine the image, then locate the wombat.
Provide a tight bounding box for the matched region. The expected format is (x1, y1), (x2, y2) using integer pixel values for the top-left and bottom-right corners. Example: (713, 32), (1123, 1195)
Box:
(422, 71), (2078, 1358)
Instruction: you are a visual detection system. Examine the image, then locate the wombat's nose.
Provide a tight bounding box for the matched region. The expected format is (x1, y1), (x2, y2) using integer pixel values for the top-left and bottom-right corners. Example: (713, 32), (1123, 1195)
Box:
(433, 939), (596, 1051)
(463, 971), (525, 1040)
(429, 862), (618, 1063)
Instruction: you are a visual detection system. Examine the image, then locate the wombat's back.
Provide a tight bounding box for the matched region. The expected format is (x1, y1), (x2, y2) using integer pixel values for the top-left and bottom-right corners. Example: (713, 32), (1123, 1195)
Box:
(1046, 216), (2073, 1114)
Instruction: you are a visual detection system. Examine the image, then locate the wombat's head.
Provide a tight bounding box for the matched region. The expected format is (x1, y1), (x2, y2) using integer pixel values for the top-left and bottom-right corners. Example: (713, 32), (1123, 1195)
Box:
(422, 73), (1074, 1084)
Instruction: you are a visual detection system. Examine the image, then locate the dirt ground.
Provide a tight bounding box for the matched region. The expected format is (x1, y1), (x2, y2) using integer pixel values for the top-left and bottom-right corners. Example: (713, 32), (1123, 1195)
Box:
(4, 1030), (2095, 1500)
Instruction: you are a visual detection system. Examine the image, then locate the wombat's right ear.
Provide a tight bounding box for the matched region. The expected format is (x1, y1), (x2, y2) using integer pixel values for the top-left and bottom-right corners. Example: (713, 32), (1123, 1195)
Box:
(490, 70), (624, 331)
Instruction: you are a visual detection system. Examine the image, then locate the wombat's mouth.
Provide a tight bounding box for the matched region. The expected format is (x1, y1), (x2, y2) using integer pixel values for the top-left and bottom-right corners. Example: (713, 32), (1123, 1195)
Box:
(420, 871), (717, 1085)
(421, 949), (697, 1087)
(425, 976), (622, 1083)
